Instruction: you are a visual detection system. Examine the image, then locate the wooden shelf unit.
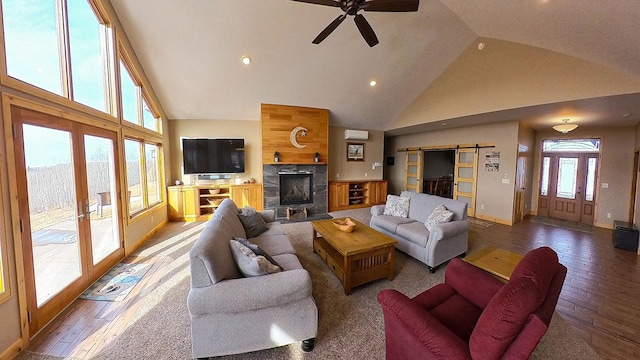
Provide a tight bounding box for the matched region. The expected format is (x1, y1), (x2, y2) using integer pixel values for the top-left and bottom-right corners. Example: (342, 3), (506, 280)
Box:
(328, 180), (387, 212)
(168, 183), (263, 221)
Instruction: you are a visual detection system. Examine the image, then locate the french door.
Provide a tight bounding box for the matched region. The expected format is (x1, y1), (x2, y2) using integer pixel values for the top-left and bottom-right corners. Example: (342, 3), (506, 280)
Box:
(537, 152), (597, 224)
(12, 107), (124, 336)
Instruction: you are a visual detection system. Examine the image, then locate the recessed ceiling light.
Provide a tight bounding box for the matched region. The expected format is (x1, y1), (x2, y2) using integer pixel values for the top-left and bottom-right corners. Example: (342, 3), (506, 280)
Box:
(478, 42), (485, 50)
(241, 56), (251, 65)
(369, 80), (377, 87)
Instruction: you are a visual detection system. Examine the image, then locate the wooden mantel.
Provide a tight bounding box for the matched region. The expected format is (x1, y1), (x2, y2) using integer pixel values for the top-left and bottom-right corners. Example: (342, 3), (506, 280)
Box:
(261, 103), (329, 165)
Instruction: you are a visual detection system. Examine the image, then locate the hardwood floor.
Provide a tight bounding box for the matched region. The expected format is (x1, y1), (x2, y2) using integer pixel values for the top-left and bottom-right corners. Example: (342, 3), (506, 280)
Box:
(468, 218), (640, 360)
(22, 217), (640, 359)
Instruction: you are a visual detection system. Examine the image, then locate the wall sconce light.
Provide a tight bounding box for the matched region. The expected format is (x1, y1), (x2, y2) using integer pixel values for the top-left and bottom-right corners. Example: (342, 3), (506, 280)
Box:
(274, 151), (280, 162)
(314, 152), (320, 163)
(553, 119), (578, 133)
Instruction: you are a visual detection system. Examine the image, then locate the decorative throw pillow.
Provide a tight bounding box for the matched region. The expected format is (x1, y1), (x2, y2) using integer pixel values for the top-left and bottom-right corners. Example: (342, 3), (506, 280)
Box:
(229, 240), (281, 277)
(425, 204), (454, 231)
(383, 194), (411, 218)
(237, 206), (269, 238)
(233, 237), (282, 270)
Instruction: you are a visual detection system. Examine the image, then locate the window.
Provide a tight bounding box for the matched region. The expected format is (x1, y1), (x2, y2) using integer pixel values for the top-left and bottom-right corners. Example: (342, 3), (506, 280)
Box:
(586, 157), (597, 201)
(68, 0), (110, 112)
(556, 157), (579, 199)
(3, 0), (62, 95)
(542, 139), (600, 152)
(142, 98), (160, 132)
(2, 0), (112, 113)
(125, 138), (163, 216)
(540, 156), (550, 196)
(120, 61), (138, 123)
(119, 59), (162, 133)
(145, 143), (162, 206)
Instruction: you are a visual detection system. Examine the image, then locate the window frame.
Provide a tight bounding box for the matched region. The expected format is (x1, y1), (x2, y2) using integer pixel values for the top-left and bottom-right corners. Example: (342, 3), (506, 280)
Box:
(123, 135), (165, 219)
(0, 0), (119, 122)
(117, 45), (163, 135)
(0, 173), (11, 304)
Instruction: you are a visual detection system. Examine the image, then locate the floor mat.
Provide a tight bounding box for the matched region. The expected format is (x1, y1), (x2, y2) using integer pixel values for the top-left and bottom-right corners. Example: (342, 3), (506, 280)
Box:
(469, 218), (494, 228)
(530, 216), (593, 233)
(80, 263), (151, 301)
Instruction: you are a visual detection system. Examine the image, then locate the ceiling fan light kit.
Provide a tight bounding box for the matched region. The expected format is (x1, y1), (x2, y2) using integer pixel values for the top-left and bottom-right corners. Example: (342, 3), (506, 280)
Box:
(293, 0), (420, 47)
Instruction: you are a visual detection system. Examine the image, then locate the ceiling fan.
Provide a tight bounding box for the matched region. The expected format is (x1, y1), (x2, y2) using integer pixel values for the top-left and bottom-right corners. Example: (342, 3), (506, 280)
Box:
(292, 0), (420, 47)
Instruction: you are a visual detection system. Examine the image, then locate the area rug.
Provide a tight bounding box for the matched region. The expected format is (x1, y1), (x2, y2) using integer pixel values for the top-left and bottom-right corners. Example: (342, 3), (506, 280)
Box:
(79, 263), (150, 302)
(469, 217), (494, 228)
(530, 216), (593, 233)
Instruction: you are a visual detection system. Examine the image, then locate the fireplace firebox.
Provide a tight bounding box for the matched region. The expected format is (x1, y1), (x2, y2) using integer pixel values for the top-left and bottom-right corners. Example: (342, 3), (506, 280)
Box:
(279, 172), (313, 205)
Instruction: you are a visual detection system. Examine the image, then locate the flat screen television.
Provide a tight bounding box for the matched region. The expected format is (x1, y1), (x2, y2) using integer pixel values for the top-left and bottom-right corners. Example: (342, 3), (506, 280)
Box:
(182, 138), (245, 174)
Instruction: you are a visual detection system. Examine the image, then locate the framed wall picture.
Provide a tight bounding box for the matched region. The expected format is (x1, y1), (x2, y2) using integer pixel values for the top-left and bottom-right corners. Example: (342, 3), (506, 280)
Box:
(347, 143), (365, 161)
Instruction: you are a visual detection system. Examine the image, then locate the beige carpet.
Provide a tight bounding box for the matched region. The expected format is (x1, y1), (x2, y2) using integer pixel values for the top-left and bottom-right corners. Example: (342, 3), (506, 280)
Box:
(18, 208), (600, 360)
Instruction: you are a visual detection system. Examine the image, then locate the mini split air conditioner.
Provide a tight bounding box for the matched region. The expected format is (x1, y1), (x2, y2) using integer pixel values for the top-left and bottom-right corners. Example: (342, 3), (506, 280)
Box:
(344, 129), (368, 140)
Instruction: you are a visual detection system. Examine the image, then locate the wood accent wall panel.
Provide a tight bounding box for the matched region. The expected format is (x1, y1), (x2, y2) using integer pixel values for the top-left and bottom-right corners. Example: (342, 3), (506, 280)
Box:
(261, 103), (329, 165)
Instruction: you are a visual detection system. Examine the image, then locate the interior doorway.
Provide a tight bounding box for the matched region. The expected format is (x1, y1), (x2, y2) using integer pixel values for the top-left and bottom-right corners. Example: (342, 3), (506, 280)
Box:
(422, 150), (455, 198)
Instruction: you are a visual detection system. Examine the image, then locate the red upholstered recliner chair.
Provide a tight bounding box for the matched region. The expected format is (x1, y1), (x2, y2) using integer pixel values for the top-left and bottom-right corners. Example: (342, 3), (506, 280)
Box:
(377, 246), (567, 360)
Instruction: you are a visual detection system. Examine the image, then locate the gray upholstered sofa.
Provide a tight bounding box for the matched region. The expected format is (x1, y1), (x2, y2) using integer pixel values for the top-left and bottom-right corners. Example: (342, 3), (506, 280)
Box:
(370, 191), (469, 273)
(187, 198), (318, 358)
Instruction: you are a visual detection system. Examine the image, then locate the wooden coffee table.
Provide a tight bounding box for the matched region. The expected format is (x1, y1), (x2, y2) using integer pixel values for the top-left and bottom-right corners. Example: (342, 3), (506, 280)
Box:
(311, 218), (397, 295)
(464, 246), (524, 282)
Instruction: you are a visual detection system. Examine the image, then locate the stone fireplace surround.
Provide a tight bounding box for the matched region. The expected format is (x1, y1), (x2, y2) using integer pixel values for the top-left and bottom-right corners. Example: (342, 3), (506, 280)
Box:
(263, 164), (327, 219)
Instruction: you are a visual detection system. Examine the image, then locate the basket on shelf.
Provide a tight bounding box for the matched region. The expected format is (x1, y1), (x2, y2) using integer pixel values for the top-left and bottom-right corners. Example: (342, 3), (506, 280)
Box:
(208, 188), (221, 194)
(333, 217), (356, 232)
(206, 198), (224, 206)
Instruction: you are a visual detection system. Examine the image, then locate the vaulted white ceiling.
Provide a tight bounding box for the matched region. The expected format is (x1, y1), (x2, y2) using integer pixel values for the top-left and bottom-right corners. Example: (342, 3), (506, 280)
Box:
(110, 0), (640, 132)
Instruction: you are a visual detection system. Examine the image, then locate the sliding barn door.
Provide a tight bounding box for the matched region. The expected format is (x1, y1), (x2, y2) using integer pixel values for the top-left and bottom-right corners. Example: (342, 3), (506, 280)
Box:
(404, 150), (423, 193)
(453, 148), (478, 217)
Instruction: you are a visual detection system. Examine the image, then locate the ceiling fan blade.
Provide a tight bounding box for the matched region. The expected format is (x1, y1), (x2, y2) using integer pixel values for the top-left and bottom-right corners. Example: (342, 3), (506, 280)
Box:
(363, 0), (420, 12)
(312, 14), (347, 44)
(291, 0), (342, 7)
(353, 14), (379, 47)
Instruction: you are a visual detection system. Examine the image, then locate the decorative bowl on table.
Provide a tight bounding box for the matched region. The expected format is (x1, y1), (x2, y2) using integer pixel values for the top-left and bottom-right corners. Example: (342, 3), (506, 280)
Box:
(333, 217), (356, 233)
(208, 188), (221, 194)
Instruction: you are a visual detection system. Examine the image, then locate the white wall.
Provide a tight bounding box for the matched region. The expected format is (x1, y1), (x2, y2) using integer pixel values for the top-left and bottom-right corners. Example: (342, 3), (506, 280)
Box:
(389, 38), (640, 131)
(329, 126), (385, 181)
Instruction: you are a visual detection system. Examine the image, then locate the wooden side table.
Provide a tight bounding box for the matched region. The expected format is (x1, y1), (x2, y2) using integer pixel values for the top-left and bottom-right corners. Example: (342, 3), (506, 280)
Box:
(464, 246), (524, 282)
